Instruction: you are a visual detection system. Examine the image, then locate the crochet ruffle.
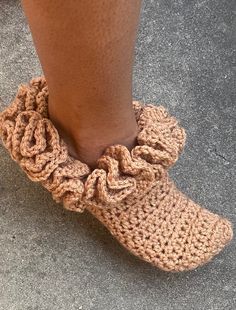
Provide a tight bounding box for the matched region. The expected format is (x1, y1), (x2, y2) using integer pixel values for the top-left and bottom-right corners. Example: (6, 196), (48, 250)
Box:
(0, 76), (186, 212)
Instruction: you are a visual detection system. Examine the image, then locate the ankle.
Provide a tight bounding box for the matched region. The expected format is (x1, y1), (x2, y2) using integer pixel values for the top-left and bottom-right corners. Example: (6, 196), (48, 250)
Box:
(48, 100), (139, 169)
(74, 130), (138, 169)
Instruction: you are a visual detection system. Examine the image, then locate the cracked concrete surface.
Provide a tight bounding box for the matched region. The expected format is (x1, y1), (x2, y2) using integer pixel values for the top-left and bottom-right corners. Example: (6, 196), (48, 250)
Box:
(0, 0), (235, 309)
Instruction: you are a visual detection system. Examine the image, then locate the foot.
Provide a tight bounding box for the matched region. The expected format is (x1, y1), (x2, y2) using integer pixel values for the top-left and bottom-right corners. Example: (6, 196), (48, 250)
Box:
(0, 76), (233, 272)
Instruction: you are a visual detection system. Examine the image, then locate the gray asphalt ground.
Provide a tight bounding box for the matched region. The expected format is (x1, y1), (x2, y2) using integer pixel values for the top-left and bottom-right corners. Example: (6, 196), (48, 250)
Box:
(0, 1), (235, 309)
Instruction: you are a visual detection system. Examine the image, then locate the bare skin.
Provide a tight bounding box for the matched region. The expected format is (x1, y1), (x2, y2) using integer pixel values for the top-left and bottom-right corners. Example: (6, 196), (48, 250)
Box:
(21, 0), (142, 169)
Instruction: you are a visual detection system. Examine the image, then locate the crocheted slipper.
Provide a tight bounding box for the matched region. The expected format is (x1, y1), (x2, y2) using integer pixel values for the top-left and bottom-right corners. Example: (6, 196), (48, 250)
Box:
(0, 76), (233, 272)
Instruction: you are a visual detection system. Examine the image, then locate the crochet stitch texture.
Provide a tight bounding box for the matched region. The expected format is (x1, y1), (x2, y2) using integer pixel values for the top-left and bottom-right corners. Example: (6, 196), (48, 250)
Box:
(0, 76), (233, 272)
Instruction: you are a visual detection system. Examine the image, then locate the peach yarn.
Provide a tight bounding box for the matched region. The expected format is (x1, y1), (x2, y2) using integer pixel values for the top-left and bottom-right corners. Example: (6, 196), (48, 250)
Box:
(0, 76), (233, 272)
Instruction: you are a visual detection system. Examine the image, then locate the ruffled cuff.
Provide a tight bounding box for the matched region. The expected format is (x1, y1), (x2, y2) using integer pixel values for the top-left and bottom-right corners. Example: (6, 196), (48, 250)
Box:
(0, 76), (186, 212)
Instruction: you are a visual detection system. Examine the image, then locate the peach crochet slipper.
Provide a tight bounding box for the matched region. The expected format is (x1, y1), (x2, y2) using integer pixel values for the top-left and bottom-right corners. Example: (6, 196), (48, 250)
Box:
(0, 76), (233, 272)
